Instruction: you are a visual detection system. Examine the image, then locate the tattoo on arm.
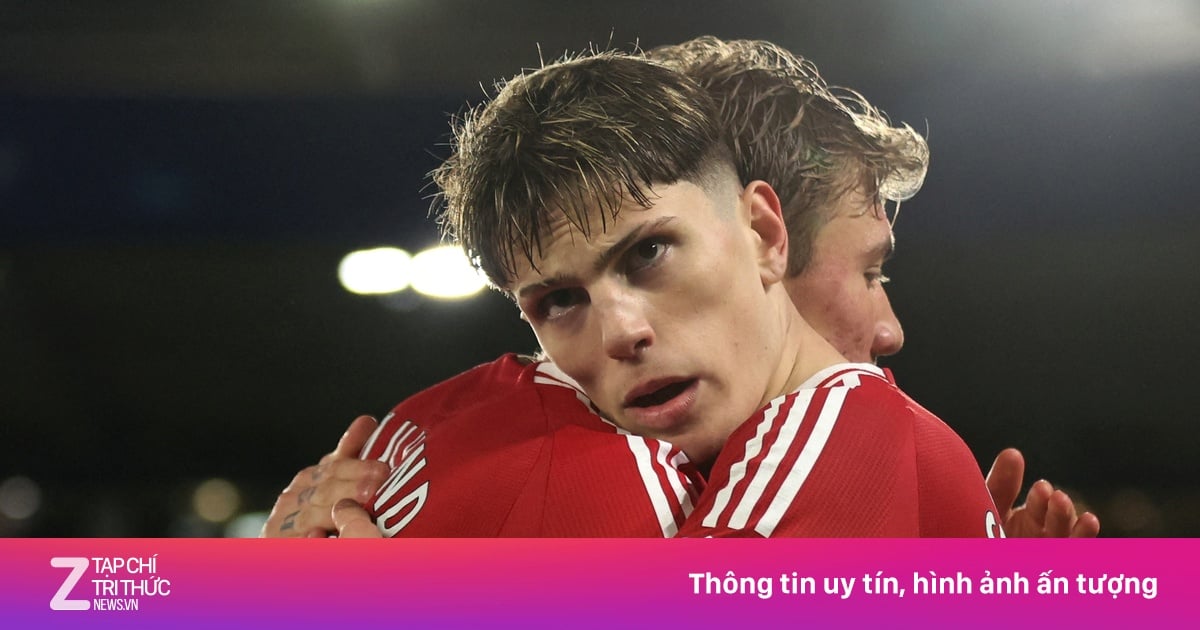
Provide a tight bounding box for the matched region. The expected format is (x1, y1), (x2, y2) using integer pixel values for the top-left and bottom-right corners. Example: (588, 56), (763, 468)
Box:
(280, 511), (299, 531)
(298, 487), (315, 505)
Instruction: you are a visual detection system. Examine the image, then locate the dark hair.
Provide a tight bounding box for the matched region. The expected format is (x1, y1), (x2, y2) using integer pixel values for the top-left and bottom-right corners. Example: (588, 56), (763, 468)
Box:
(432, 51), (728, 287)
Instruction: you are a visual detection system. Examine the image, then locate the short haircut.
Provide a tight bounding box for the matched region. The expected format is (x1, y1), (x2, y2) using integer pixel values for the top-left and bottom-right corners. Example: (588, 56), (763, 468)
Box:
(649, 37), (929, 275)
(432, 51), (729, 288)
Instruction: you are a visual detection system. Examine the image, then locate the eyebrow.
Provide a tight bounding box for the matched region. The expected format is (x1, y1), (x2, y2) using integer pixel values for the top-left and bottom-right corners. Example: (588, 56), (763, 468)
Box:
(869, 232), (895, 263)
(515, 216), (675, 300)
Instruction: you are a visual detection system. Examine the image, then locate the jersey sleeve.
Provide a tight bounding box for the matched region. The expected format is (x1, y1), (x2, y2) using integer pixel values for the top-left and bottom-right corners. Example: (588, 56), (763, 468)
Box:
(882, 369), (1003, 537)
(358, 354), (704, 537)
(500, 364), (704, 537)
(909, 404), (1004, 537)
(360, 354), (551, 537)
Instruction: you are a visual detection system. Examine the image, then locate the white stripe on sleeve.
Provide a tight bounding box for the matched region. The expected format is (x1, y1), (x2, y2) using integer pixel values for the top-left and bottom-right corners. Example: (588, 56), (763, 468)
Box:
(700, 395), (793, 528)
(657, 442), (695, 521)
(625, 436), (679, 537)
(727, 391), (815, 530)
(753, 386), (848, 537)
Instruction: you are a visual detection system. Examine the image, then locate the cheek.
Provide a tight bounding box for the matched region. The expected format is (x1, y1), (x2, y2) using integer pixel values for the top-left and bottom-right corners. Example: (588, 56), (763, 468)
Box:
(531, 324), (591, 382)
(675, 246), (751, 321)
(827, 297), (875, 362)
(793, 274), (846, 325)
(822, 309), (864, 352)
(793, 278), (873, 358)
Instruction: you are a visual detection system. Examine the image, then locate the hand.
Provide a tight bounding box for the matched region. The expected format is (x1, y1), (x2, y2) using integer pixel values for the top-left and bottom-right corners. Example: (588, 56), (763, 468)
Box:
(260, 415), (390, 538)
(333, 499), (384, 538)
(986, 447), (1101, 538)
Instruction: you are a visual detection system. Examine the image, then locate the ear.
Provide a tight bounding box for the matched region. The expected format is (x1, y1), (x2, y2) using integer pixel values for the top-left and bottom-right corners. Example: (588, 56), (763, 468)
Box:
(741, 180), (789, 286)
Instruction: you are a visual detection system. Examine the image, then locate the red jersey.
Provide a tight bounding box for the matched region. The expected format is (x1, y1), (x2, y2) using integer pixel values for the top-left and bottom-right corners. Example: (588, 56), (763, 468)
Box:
(361, 355), (1001, 538)
(678, 364), (1002, 537)
(360, 354), (703, 536)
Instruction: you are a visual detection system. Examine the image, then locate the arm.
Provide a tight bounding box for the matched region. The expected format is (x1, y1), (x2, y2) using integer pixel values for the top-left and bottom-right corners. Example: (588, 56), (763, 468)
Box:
(986, 447), (1101, 538)
(259, 415), (390, 538)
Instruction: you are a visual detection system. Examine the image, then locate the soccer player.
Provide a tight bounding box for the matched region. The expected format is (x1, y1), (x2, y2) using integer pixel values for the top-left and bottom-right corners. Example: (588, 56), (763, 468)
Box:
(431, 49), (1001, 536)
(263, 39), (1098, 539)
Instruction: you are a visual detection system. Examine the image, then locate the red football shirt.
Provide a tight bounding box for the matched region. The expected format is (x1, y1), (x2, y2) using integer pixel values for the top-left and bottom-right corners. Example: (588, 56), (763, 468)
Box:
(361, 356), (1000, 537)
(360, 354), (702, 536)
(678, 364), (1001, 537)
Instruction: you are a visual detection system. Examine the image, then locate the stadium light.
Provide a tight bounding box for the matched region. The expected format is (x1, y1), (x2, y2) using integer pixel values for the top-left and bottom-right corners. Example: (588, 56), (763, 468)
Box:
(338, 247), (413, 295)
(409, 245), (487, 299)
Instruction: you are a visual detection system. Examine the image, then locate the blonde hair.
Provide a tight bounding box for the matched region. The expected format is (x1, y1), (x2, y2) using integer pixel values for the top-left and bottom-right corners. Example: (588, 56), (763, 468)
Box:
(649, 37), (929, 274)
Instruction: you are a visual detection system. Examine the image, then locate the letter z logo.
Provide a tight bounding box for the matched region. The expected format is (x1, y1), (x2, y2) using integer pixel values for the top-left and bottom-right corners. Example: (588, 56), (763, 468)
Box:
(50, 557), (91, 610)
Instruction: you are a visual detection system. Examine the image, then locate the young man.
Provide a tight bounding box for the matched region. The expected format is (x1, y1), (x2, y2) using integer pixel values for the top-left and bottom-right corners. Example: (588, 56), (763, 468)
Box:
(432, 49), (1003, 536)
(264, 39), (1098, 539)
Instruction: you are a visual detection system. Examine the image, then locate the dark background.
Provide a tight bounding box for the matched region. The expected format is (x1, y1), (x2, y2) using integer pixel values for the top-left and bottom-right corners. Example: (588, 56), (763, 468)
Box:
(2, 0), (1198, 536)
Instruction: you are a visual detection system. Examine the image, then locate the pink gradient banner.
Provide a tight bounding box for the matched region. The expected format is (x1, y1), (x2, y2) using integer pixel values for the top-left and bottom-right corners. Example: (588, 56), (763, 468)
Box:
(1, 538), (1192, 628)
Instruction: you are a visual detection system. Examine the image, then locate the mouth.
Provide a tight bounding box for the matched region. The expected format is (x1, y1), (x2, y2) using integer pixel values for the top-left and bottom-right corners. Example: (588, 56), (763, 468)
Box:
(625, 379), (697, 408)
(620, 378), (700, 432)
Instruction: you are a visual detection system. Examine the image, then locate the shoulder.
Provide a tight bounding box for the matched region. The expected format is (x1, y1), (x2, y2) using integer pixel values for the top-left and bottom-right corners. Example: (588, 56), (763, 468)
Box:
(683, 380), (923, 537)
(383, 353), (537, 417)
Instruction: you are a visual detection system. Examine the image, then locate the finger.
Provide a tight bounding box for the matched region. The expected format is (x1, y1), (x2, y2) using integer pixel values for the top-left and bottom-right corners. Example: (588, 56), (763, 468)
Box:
(266, 417), (382, 538)
(335, 415), (380, 458)
(995, 507), (1037, 538)
(1024, 479), (1053, 527)
(277, 465), (320, 493)
(318, 416), (380, 467)
(279, 492), (335, 536)
(262, 503), (308, 538)
(985, 448), (1025, 519)
(261, 471), (318, 538)
(312, 458), (391, 505)
(260, 508), (294, 538)
(1043, 490), (1078, 537)
(1072, 512), (1101, 538)
(278, 495), (332, 537)
(271, 460), (390, 537)
(267, 478), (339, 537)
(333, 499), (383, 538)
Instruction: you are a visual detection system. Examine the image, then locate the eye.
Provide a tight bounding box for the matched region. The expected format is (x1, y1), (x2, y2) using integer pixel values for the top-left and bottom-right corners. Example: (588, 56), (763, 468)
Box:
(624, 237), (670, 275)
(538, 287), (587, 320)
(865, 268), (891, 287)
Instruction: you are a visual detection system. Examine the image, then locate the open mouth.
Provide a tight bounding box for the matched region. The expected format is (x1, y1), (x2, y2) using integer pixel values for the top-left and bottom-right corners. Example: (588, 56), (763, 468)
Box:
(627, 379), (697, 408)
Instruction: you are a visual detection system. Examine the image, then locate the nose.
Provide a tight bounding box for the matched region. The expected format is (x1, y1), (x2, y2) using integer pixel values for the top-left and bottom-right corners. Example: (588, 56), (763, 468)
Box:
(871, 291), (905, 360)
(595, 288), (654, 360)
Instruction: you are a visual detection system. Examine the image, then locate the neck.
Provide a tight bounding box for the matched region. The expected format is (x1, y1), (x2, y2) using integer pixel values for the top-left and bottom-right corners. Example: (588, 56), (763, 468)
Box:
(764, 296), (847, 405)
